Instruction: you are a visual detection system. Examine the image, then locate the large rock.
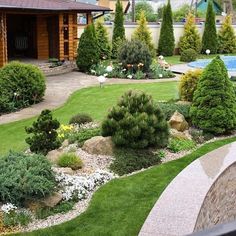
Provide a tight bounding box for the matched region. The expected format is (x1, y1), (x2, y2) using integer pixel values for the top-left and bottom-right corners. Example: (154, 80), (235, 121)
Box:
(47, 149), (62, 164)
(82, 136), (114, 156)
(168, 111), (189, 132)
(170, 129), (192, 140)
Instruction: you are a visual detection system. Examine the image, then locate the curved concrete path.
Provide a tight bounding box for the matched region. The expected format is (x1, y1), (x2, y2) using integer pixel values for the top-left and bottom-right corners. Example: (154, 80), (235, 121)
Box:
(139, 141), (236, 236)
(0, 72), (179, 125)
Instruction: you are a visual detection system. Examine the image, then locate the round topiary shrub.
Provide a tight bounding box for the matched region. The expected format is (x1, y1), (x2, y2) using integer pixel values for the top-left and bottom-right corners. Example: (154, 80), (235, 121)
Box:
(57, 153), (83, 170)
(69, 113), (93, 125)
(179, 69), (202, 102)
(180, 49), (198, 62)
(0, 151), (56, 205)
(102, 90), (169, 149)
(0, 61), (46, 113)
(118, 40), (152, 72)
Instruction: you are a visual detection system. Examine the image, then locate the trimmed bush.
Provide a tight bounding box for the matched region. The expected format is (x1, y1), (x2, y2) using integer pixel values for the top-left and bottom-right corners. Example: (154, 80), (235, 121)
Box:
(25, 109), (61, 155)
(179, 69), (202, 102)
(57, 153), (83, 170)
(0, 151), (56, 205)
(190, 56), (236, 134)
(102, 90), (169, 149)
(77, 24), (99, 72)
(180, 49), (198, 62)
(69, 113), (93, 125)
(118, 40), (152, 72)
(0, 61), (46, 114)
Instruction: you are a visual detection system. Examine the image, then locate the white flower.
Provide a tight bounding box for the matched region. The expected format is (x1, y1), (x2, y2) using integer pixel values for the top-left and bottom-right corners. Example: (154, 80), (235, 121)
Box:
(106, 65), (113, 72)
(158, 55), (164, 60)
(14, 92), (17, 96)
(122, 68), (126, 72)
(206, 49), (210, 55)
(159, 74), (163, 78)
(127, 75), (132, 79)
(1, 203), (17, 214)
(103, 73), (108, 77)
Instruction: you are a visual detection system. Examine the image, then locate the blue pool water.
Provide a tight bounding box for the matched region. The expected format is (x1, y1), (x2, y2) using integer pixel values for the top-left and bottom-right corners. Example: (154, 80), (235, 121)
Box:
(188, 56), (236, 71)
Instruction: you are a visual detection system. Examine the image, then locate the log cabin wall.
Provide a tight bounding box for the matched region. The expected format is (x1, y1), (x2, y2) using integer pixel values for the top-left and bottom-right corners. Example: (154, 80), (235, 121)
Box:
(0, 12), (7, 67)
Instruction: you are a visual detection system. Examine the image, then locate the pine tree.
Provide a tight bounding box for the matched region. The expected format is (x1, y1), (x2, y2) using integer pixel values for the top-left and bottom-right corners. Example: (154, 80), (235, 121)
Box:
(76, 24), (99, 72)
(218, 14), (236, 53)
(157, 0), (175, 56)
(95, 20), (111, 59)
(133, 11), (155, 56)
(190, 56), (236, 134)
(179, 13), (201, 53)
(201, 1), (218, 54)
(112, 0), (125, 57)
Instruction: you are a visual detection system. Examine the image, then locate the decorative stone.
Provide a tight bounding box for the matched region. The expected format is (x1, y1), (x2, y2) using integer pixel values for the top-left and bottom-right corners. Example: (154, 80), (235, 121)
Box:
(168, 111), (189, 132)
(82, 136), (114, 156)
(62, 139), (69, 148)
(47, 149), (62, 164)
(170, 129), (192, 140)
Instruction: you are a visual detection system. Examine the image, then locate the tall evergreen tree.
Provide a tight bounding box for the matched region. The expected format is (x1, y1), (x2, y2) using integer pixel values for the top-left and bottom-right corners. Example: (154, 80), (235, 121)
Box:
(179, 13), (201, 53)
(76, 24), (99, 72)
(201, 1), (218, 54)
(112, 0), (125, 57)
(218, 14), (236, 53)
(133, 11), (155, 56)
(157, 0), (175, 56)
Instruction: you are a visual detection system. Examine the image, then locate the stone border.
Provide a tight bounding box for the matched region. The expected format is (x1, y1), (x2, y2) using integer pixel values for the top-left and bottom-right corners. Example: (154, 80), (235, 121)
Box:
(139, 142), (236, 236)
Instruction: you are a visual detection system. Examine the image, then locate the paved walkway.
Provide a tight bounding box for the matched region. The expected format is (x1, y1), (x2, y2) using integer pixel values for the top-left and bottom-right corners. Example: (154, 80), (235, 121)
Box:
(0, 72), (179, 125)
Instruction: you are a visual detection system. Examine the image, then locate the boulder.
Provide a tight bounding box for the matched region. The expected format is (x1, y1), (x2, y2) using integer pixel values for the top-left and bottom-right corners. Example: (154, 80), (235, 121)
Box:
(168, 111), (189, 132)
(170, 129), (192, 140)
(47, 149), (62, 164)
(82, 136), (114, 156)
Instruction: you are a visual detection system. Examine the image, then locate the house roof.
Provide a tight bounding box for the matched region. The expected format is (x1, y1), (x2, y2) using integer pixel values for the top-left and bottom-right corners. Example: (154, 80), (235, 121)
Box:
(0, 0), (111, 12)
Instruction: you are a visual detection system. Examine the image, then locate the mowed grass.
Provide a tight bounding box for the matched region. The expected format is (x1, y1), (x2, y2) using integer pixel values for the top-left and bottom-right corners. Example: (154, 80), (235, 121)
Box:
(14, 136), (236, 236)
(0, 82), (178, 155)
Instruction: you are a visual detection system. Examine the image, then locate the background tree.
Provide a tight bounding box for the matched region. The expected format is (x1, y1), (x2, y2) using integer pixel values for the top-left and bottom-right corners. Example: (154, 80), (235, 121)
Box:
(158, 0), (175, 56)
(179, 13), (201, 53)
(77, 24), (99, 72)
(190, 56), (236, 134)
(95, 20), (111, 59)
(218, 14), (236, 53)
(133, 11), (155, 56)
(201, 1), (218, 54)
(134, 1), (157, 22)
(112, 0), (125, 57)
(172, 4), (190, 22)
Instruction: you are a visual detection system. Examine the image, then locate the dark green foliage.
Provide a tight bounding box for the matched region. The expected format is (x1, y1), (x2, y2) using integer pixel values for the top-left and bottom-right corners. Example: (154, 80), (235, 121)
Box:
(112, 0), (125, 57)
(190, 56), (236, 134)
(168, 138), (196, 153)
(0, 151), (56, 205)
(57, 153), (83, 170)
(158, 102), (191, 120)
(69, 113), (93, 125)
(180, 49), (198, 62)
(76, 24), (99, 72)
(110, 148), (161, 175)
(25, 109), (61, 155)
(0, 61), (46, 114)
(158, 1), (175, 56)
(201, 1), (218, 54)
(3, 211), (32, 227)
(119, 40), (152, 72)
(102, 90), (169, 149)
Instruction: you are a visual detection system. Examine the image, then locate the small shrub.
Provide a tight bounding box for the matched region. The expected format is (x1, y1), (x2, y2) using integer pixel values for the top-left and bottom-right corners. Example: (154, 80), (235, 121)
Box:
(119, 40), (152, 72)
(179, 69), (202, 102)
(0, 61), (46, 113)
(3, 211), (32, 227)
(189, 128), (205, 144)
(180, 49), (198, 62)
(57, 153), (83, 170)
(110, 148), (161, 175)
(168, 138), (196, 153)
(25, 109), (61, 155)
(69, 113), (93, 125)
(102, 90), (169, 149)
(0, 152), (56, 205)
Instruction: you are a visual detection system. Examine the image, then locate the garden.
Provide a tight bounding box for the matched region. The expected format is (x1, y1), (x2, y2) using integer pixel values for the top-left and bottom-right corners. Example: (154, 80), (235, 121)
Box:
(0, 0), (236, 235)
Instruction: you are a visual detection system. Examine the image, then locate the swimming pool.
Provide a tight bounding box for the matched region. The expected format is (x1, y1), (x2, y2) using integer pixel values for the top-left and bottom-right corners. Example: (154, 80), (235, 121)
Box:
(188, 56), (236, 71)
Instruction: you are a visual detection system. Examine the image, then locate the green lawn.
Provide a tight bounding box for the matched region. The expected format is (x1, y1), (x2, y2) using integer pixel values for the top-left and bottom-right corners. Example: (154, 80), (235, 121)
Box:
(14, 136), (236, 236)
(0, 82), (178, 155)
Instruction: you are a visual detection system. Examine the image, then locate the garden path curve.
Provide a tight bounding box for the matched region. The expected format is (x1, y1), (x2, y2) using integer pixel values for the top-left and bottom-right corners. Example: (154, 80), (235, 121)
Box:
(0, 72), (179, 125)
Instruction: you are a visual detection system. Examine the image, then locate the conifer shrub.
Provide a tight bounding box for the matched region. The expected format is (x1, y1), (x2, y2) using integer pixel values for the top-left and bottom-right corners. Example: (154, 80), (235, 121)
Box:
(25, 109), (61, 155)
(0, 61), (46, 113)
(118, 40), (152, 72)
(102, 90), (169, 149)
(201, 1), (218, 54)
(0, 151), (56, 205)
(158, 0), (175, 56)
(179, 69), (202, 102)
(180, 49), (198, 62)
(76, 24), (99, 72)
(190, 56), (236, 134)
(179, 13), (201, 53)
(218, 14), (236, 53)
